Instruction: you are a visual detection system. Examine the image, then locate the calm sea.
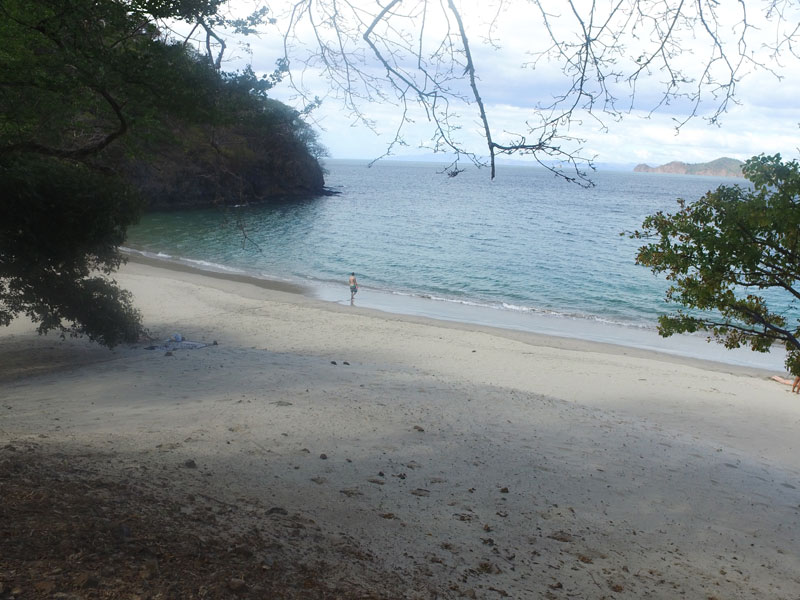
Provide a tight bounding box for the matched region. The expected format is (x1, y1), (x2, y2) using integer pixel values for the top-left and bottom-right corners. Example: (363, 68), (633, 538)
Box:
(125, 159), (788, 371)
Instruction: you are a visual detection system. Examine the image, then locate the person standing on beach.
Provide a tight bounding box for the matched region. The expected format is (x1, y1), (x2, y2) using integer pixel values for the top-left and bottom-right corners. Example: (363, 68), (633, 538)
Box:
(349, 272), (359, 303)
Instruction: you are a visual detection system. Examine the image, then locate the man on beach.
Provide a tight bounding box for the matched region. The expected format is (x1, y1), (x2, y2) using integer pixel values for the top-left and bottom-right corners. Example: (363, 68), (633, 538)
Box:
(349, 272), (359, 303)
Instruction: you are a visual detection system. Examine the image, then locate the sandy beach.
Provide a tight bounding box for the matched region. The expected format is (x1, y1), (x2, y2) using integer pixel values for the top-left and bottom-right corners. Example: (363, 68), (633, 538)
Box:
(2, 258), (800, 599)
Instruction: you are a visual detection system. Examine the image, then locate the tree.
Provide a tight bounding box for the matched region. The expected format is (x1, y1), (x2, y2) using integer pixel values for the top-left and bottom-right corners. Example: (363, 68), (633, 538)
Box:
(0, 0), (226, 160)
(632, 154), (800, 375)
(0, 155), (143, 347)
(0, 0), (270, 345)
(274, 0), (800, 180)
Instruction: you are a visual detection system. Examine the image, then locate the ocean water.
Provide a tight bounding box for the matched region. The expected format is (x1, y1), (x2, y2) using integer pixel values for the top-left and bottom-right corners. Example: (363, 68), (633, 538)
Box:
(125, 159), (790, 371)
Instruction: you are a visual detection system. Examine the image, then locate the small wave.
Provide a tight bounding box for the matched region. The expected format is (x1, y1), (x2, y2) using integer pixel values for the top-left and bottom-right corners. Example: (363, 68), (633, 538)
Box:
(182, 258), (246, 274)
(123, 247), (312, 294)
(388, 288), (552, 316)
(123, 246), (245, 276)
(501, 302), (537, 313)
(498, 301), (656, 330)
(501, 302), (586, 318)
(407, 292), (497, 309)
(587, 315), (655, 330)
(121, 247), (173, 260)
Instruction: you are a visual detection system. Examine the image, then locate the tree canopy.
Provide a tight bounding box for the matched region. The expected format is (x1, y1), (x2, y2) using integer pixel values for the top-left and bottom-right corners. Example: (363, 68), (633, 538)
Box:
(0, 0), (224, 159)
(0, 0), (323, 346)
(633, 154), (800, 374)
(1, 0), (214, 345)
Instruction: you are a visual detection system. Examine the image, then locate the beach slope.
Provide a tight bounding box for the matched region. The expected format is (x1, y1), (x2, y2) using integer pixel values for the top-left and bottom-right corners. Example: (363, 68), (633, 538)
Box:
(2, 260), (799, 598)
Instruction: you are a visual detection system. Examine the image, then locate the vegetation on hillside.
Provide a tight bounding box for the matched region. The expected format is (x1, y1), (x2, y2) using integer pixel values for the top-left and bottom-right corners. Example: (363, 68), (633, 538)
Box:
(0, 0), (325, 346)
(117, 67), (327, 209)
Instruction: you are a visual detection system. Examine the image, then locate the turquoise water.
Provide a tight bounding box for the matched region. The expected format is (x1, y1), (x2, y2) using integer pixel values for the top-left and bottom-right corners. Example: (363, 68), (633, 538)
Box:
(126, 159), (790, 370)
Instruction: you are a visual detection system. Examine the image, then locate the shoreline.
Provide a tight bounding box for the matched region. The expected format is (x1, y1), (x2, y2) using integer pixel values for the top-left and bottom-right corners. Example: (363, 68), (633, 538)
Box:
(123, 250), (784, 378)
(3, 258), (800, 598)
(123, 249), (310, 296)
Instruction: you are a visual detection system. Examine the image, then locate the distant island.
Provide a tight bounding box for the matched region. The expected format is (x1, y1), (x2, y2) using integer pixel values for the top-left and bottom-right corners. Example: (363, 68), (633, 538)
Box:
(633, 157), (744, 178)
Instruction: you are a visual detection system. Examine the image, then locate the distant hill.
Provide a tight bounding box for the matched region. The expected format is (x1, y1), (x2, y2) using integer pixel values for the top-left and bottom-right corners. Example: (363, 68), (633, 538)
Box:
(634, 157), (744, 178)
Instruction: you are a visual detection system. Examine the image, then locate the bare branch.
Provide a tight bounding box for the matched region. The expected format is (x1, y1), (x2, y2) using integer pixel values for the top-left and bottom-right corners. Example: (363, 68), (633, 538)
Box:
(274, 0), (800, 179)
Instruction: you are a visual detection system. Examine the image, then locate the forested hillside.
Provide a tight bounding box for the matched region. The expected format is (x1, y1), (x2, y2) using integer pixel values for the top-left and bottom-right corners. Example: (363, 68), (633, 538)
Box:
(113, 78), (327, 210)
(1, 0), (326, 211)
(0, 0), (324, 345)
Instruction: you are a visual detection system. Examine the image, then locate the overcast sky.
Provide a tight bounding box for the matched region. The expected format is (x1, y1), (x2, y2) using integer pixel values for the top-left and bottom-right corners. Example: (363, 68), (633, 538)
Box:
(210, 1), (800, 167)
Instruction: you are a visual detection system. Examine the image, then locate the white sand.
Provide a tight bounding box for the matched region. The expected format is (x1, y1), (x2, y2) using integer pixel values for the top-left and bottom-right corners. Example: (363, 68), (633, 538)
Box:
(2, 259), (800, 598)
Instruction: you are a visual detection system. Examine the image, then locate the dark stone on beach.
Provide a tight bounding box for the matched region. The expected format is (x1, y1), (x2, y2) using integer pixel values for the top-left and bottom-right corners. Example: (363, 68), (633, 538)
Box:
(548, 531), (574, 543)
(331, 361), (337, 365)
(75, 572), (100, 588)
(111, 523), (132, 542)
(139, 559), (158, 580)
(319, 453), (328, 460)
(267, 507), (288, 516)
(164, 351), (173, 357)
(343, 361), (350, 365)
(184, 459), (197, 469)
(228, 578), (246, 592)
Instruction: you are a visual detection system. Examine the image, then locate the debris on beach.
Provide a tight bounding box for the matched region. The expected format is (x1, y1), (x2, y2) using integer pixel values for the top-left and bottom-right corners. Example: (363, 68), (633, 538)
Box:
(144, 334), (210, 352)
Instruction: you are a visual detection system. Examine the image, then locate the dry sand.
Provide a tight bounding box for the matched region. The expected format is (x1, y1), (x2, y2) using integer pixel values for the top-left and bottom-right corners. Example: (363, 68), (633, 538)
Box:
(2, 259), (800, 598)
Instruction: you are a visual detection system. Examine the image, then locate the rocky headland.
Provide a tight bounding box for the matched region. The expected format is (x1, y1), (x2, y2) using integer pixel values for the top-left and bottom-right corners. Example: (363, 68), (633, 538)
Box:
(634, 157), (744, 178)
